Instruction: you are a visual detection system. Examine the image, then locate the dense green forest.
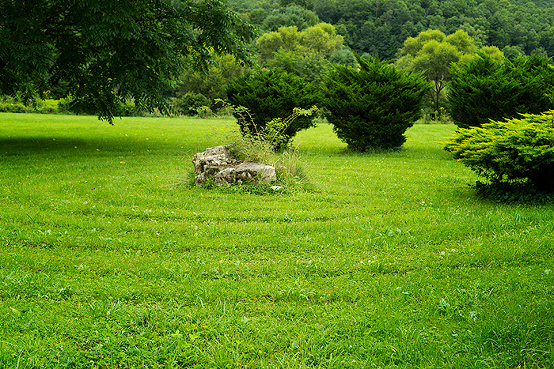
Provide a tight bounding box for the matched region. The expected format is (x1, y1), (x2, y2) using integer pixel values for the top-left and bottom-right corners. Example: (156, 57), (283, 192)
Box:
(228, 0), (554, 60)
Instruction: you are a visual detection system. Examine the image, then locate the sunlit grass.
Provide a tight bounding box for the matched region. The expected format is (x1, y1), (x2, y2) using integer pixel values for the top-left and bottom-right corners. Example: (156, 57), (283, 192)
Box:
(1, 113), (553, 368)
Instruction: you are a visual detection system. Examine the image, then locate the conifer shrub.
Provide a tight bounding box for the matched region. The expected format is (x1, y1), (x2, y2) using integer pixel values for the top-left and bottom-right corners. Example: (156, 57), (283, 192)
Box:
(225, 69), (320, 149)
(449, 54), (554, 129)
(444, 111), (554, 193)
(322, 56), (429, 151)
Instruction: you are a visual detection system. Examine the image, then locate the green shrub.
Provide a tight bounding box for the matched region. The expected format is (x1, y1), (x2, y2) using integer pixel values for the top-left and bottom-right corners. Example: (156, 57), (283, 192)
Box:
(225, 69), (320, 149)
(444, 110), (554, 193)
(171, 92), (211, 116)
(56, 98), (73, 114)
(449, 54), (554, 129)
(194, 105), (213, 119)
(119, 99), (137, 116)
(0, 95), (143, 116)
(322, 56), (429, 151)
(0, 97), (67, 114)
(37, 99), (59, 113)
(0, 101), (26, 113)
(473, 181), (554, 204)
(0, 96), (30, 113)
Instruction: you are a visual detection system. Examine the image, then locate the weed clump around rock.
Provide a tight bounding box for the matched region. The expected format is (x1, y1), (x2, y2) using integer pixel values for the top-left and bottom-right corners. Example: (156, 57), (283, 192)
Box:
(191, 102), (317, 194)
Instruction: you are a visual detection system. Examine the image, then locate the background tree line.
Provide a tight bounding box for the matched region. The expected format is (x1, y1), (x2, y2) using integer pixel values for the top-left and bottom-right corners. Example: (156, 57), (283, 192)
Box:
(228, 0), (554, 60)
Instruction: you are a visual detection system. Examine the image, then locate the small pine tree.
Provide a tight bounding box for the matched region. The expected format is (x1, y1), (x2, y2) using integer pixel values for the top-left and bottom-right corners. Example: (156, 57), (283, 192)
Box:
(226, 69), (320, 149)
(322, 55), (429, 151)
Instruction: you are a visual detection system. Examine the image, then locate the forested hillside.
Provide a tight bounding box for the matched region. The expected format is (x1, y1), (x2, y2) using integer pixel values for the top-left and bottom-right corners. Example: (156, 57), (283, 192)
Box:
(228, 0), (554, 60)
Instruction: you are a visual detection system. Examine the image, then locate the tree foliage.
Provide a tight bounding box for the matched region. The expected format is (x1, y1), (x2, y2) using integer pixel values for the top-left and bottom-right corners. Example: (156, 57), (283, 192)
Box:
(396, 29), (478, 116)
(322, 55), (429, 151)
(0, 0), (255, 122)
(266, 50), (331, 84)
(176, 54), (250, 103)
(309, 0), (554, 60)
(231, 0), (554, 62)
(449, 53), (554, 128)
(256, 23), (343, 60)
(280, 0), (315, 10)
(255, 22), (345, 83)
(261, 5), (319, 31)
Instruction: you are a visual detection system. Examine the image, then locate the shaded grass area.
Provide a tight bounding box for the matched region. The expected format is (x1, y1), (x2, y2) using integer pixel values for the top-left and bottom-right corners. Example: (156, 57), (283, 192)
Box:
(1, 113), (553, 368)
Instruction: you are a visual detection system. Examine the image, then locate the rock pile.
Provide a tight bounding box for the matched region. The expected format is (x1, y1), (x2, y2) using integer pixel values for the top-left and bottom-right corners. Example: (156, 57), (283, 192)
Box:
(192, 145), (276, 186)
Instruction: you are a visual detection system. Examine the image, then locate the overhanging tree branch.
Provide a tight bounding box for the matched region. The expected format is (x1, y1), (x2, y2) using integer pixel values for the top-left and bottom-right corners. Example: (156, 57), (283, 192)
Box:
(0, 0), (255, 122)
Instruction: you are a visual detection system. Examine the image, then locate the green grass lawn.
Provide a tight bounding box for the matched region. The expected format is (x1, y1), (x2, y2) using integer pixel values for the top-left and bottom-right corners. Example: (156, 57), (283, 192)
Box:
(1, 113), (553, 368)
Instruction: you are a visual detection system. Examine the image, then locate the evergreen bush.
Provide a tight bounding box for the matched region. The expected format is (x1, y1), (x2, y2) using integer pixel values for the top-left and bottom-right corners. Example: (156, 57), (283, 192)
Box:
(449, 54), (554, 129)
(225, 69), (320, 149)
(322, 56), (429, 151)
(444, 110), (554, 193)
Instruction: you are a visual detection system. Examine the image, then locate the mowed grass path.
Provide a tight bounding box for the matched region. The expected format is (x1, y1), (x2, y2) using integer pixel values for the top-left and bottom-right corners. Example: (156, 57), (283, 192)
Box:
(1, 113), (553, 368)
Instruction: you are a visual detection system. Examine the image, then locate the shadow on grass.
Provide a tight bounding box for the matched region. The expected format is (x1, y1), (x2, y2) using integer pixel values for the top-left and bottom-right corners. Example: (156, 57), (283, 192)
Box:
(0, 138), (93, 158)
(0, 137), (165, 156)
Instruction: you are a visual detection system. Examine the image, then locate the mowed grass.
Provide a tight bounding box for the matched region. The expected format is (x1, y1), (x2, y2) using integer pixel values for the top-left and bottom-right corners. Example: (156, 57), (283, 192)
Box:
(1, 113), (553, 368)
